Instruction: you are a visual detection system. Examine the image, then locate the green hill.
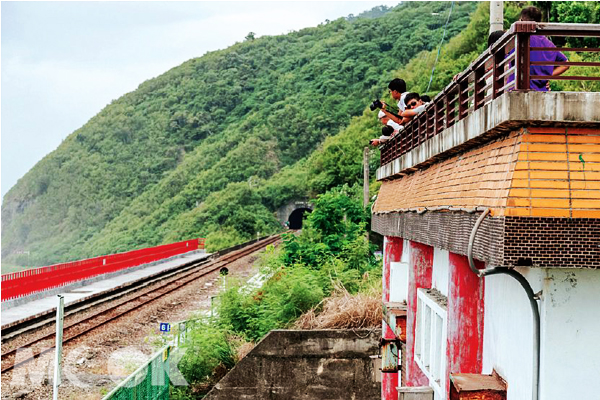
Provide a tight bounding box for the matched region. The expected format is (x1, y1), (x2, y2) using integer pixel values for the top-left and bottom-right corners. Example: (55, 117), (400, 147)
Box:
(2, 1), (482, 267)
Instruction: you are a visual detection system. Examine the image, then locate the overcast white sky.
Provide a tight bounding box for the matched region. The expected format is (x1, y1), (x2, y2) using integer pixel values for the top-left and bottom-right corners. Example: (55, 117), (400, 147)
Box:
(1, 1), (400, 200)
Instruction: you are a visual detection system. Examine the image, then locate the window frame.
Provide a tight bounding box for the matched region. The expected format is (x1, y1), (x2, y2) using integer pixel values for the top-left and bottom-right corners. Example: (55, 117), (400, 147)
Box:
(415, 288), (448, 398)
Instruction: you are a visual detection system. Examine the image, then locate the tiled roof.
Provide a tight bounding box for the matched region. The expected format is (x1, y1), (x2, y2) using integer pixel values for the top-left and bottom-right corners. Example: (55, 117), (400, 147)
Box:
(373, 126), (600, 219)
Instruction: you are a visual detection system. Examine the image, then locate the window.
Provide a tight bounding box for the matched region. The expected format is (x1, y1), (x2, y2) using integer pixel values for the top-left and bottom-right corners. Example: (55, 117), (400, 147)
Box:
(415, 288), (448, 398)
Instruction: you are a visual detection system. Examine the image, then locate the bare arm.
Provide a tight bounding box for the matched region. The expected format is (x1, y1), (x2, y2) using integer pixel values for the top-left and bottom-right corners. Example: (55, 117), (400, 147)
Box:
(400, 104), (427, 118)
(381, 103), (402, 124)
(553, 65), (569, 76)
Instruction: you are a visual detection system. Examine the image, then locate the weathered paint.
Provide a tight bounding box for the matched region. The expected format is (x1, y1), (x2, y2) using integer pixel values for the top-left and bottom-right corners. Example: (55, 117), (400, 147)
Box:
(382, 236), (403, 400)
(483, 266), (600, 400)
(383, 303), (407, 342)
(382, 341), (400, 372)
(383, 237), (403, 304)
(405, 240), (433, 387)
(447, 253), (485, 395)
(449, 372), (507, 400)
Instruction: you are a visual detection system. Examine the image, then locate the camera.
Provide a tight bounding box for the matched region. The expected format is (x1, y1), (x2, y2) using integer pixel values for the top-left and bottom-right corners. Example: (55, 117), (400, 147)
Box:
(369, 99), (383, 111)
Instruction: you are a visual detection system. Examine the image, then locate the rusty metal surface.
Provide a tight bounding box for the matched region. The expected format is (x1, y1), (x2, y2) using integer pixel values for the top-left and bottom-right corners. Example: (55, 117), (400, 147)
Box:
(450, 373), (507, 392)
(381, 339), (400, 373)
(383, 302), (408, 342)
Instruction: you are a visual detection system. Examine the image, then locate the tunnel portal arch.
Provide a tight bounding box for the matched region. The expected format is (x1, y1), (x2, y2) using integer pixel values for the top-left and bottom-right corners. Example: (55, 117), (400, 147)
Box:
(277, 200), (314, 230)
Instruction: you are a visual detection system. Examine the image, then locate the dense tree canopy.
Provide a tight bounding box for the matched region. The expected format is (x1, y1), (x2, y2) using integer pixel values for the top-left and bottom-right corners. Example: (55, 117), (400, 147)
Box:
(3, 1), (596, 269)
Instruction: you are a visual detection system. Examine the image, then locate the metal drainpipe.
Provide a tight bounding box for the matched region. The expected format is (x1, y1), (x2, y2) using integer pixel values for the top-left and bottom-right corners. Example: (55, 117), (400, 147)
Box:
(467, 208), (540, 400)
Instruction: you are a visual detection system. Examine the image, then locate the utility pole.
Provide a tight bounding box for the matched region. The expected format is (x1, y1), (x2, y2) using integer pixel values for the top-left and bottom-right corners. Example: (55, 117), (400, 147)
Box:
(490, 1), (503, 34)
(363, 147), (369, 207)
(363, 147), (370, 243)
(53, 295), (64, 400)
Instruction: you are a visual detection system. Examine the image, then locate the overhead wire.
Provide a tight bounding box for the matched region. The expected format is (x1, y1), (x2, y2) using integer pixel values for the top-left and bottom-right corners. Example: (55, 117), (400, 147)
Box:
(426, 1), (455, 93)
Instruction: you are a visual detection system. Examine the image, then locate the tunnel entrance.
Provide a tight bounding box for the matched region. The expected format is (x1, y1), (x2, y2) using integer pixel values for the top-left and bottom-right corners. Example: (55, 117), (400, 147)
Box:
(288, 208), (312, 230)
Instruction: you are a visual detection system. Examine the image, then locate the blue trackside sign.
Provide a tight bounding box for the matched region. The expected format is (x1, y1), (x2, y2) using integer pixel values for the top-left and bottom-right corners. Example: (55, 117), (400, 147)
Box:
(159, 322), (171, 332)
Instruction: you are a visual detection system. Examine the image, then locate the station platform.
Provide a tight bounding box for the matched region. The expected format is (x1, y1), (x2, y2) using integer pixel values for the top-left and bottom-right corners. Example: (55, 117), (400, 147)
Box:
(1, 250), (210, 329)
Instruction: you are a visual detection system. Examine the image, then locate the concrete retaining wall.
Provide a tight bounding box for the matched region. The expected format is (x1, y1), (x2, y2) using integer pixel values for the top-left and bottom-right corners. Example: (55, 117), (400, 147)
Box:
(204, 329), (381, 400)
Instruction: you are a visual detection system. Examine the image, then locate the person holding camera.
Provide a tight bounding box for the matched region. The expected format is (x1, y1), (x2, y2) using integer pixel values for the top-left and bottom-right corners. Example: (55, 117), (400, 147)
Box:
(370, 125), (395, 147)
(377, 78), (408, 126)
(369, 110), (404, 147)
(368, 78), (409, 146)
(378, 110), (403, 133)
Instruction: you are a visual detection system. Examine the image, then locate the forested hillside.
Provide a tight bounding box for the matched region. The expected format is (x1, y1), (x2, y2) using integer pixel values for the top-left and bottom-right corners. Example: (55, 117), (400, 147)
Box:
(1, 1), (477, 267)
(3, 1), (596, 269)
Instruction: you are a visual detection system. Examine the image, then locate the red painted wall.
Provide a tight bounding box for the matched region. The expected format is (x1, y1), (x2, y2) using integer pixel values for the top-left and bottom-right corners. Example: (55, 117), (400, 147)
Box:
(405, 240), (433, 387)
(446, 252), (485, 393)
(382, 236), (403, 400)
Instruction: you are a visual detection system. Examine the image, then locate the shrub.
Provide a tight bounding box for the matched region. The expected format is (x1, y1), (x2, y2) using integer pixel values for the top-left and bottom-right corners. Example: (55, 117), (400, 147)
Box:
(176, 320), (236, 385)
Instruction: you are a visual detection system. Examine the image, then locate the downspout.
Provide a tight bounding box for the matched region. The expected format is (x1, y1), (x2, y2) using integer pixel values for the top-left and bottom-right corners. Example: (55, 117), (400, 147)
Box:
(467, 208), (540, 400)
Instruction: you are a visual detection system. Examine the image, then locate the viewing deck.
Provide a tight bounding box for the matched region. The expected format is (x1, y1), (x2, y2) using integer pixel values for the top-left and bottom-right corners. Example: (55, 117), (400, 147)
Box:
(378, 22), (600, 174)
(372, 22), (600, 270)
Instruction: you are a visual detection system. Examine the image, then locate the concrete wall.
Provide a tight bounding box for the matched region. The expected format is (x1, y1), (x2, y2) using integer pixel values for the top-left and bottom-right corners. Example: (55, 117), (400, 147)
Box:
(204, 329), (381, 400)
(482, 267), (600, 400)
(482, 267), (541, 400)
(405, 241), (433, 387)
(383, 237), (403, 400)
(539, 268), (600, 399)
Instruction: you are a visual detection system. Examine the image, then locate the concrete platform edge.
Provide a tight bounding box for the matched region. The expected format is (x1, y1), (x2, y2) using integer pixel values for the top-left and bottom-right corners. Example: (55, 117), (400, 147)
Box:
(1, 250), (208, 313)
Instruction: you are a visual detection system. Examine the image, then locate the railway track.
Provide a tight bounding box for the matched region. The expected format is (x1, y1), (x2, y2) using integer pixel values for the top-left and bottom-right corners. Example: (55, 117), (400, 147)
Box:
(1, 234), (282, 375)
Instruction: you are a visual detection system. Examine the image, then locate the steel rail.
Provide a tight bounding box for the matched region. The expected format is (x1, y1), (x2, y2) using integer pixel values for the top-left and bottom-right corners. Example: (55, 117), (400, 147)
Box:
(1, 234), (277, 340)
(1, 234), (281, 375)
(1, 257), (213, 341)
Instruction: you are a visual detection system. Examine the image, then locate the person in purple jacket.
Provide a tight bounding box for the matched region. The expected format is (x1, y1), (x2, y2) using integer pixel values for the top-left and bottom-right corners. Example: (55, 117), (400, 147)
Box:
(516, 6), (570, 91)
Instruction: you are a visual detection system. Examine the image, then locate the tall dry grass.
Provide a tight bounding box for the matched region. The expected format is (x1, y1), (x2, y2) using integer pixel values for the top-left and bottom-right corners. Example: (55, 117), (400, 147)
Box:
(294, 284), (382, 330)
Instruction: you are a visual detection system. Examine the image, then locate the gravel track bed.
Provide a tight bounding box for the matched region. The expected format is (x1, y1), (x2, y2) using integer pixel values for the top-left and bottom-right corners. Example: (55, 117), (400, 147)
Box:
(1, 246), (268, 400)
(2, 262), (210, 355)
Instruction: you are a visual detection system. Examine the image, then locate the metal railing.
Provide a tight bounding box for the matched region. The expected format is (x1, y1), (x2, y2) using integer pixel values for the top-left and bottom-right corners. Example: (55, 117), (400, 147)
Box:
(1, 238), (204, 301)
(380, 22), (600, 166)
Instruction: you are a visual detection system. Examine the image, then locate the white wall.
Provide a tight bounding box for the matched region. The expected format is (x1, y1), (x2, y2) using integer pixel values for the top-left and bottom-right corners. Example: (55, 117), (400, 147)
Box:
(389, 238), (409, 303)
(538, 268), (600, 400)
(482, 267), (544, 400)
(483, 267), (600, 400)
(390, 261), (409, 303)
(431, 248), (449, 297)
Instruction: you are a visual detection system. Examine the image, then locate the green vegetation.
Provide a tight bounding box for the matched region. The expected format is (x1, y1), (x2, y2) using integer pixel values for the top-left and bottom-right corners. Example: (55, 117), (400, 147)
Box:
(2, 1), (598, 272)
(171, 186), (380, 398)
(2, 1), (477, 268)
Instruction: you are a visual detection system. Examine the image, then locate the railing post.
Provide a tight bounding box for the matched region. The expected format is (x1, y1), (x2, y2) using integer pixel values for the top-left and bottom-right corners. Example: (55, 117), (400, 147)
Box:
(514, 22), (535, 90)
(417, 114), (423, 145)
(458, 78), (468, 120)
(474, 64), (485, 110)
(435, 100), (443, 135)
(447, 88), (456, 128)
(427, 106), (435, 139)
(445, 93), (450, 130)
(492, 45), (503, 99)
